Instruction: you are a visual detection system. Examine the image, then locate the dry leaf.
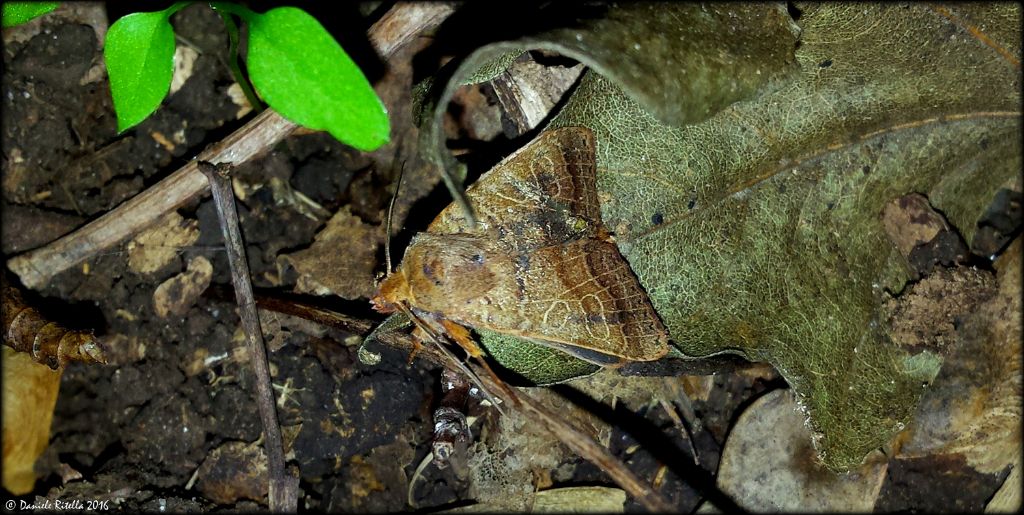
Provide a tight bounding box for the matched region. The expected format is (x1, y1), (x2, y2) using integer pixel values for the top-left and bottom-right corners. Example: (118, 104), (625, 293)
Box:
(194, 440), (268, 505)
(152, 255), (213, 318)
(897, 238), (1022, 475)
(277, 207), (379, 300)
(127, 212), (199, 275)
(2, 346), (62, 494)
(715, 389), (888, 512)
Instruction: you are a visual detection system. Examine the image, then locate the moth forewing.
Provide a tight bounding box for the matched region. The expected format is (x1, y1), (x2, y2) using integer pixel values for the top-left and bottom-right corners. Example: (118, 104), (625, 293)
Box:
(374, 126), (669, 367)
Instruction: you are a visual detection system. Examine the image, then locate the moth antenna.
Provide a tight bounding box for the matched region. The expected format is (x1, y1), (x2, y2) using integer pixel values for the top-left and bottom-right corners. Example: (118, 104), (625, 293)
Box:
(384, 160), (407, 274)
(394, 303), (507, 416)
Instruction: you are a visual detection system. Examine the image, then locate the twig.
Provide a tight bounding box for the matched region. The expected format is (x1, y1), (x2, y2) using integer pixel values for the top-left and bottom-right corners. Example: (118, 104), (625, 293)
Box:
(198, 162), (296, 511)
(490, 380), (675, 512)
(6, 1), (459, 291)
(322, 311), (676, 511)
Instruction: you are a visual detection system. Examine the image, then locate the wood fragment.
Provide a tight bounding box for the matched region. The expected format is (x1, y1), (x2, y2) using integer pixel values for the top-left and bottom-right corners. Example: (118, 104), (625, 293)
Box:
(198, 161), (296, 512)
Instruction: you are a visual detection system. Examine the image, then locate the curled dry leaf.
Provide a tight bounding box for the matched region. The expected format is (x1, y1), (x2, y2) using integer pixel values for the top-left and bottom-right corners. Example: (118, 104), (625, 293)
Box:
(127, 212), (200, 275)
(714, 389), (888, 512)
(1, 347), (62, 495)
(152, 255), (213, 318)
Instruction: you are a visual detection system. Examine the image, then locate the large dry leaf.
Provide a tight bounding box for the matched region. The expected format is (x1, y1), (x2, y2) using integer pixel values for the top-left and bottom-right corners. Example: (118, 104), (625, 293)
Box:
(416, 3), (1021, 470)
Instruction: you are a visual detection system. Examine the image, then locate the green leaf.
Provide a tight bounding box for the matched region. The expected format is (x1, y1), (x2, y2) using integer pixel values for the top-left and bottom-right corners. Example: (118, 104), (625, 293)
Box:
(105, 8), (182, 133)
(1, 2), (60, 28)
(246, 7), (389, 151)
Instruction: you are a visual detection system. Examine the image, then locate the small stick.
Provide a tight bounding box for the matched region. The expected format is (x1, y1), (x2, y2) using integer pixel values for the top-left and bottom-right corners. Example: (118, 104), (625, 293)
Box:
(350, 314), (674, 511)
(490, 379), (675, 512)
(6, 2), (458, 291)
(197, 161), (296, 512)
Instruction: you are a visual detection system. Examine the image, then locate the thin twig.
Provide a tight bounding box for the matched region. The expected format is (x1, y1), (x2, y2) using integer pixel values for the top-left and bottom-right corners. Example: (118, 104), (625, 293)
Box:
(275, 302), (675, 512)
(7, 1), (459, 291)
(198, 162), (296, 512)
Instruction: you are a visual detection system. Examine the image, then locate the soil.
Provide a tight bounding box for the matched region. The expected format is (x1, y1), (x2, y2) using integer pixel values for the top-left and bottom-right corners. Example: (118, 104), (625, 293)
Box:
(1, 3), (1020, 513)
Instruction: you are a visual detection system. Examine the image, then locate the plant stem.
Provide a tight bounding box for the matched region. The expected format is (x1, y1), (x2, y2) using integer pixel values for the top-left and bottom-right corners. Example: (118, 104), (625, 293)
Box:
(215, 9), (265, 113)
(197, 161), (297, 512)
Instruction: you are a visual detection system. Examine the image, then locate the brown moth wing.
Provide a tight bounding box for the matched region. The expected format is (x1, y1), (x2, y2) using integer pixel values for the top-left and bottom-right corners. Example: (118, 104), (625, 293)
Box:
(429, 126), (601, 251)
(504, 239), (669, 361)
(397, 233), (669, 362)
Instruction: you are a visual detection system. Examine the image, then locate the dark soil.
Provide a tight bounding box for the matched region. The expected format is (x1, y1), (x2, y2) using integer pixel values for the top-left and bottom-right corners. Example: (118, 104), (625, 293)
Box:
(2, 3), (1019, 513)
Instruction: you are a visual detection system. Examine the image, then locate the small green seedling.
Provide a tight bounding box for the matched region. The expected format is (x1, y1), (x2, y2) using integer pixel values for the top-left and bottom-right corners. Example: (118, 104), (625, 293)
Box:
(3, 2), (389, 152)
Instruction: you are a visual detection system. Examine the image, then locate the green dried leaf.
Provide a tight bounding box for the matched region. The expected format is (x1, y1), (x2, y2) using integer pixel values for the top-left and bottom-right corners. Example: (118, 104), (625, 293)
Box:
(477, 329), (599, 386)
(104, 7), (179, 133)
(1, 1), (60, 28)
(421, 2), (799, 245)
(422, 3), (1022, 469)
(246, 7), (389, 151)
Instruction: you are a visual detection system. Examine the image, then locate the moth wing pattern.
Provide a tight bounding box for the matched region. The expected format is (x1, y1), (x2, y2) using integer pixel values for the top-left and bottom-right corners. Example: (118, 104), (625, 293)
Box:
(507, 239), (669, 362)
(396, 126), (670, 364)
(429, 126), (602, 250)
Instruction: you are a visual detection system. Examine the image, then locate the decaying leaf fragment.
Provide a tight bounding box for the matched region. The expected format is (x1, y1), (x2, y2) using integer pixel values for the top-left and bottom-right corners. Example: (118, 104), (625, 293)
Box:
(153, 255), (214, 318)
(895, 238), (1022, 477)
(126, 211), (200, 275)
(2, 347), (61, 495)
(374, 127), (669, 366)
(278, 207), (380, 300)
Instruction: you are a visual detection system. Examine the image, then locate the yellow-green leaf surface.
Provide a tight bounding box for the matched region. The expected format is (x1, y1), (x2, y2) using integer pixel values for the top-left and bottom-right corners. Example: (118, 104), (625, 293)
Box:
(246, 7), (389, 151)
(423, 3), (1023, 469)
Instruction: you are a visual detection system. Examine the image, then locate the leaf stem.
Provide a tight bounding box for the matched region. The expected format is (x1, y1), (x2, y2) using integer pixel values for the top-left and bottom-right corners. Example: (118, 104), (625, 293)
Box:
(214, 8), (265, 113)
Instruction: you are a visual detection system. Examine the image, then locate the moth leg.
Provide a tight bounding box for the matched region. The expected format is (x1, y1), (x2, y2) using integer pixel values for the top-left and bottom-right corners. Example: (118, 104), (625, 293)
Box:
(438, 319), (521, 406)
(406, 326), (430, 364)
(439, 319), (484, 358)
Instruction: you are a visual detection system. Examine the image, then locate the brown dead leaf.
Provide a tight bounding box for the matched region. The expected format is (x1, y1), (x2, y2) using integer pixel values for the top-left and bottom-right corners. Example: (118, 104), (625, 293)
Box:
(896, 238), (1022, 475)
(714, 389), (888, 512)
(152, 255), (213, 318)
(127, 212), (199, 275)
(194, 440), (268, 505)
(2, 346), (62, 494)
(277, 207), (380, 300)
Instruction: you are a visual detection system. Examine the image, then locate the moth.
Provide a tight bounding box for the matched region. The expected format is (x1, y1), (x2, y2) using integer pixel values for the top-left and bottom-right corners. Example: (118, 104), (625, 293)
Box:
(372, 126), (669, 367)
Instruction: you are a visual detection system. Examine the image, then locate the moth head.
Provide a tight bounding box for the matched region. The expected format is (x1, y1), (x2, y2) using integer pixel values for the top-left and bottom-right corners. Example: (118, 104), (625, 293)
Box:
(371, 269), (411, 314)
(393, 233), (503, 312)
